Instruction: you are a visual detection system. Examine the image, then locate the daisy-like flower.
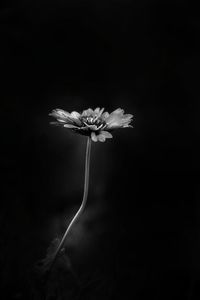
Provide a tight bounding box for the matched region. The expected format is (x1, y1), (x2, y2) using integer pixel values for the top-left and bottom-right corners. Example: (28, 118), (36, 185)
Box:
(49, 107), (133, 142)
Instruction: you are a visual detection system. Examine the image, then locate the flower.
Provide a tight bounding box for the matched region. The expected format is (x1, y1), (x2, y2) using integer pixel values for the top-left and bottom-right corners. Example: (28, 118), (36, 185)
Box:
(49, 107), (133, 142)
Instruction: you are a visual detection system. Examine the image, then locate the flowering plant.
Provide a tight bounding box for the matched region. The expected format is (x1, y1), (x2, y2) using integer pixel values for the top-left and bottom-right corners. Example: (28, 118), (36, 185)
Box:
(46, 107), (133, 271)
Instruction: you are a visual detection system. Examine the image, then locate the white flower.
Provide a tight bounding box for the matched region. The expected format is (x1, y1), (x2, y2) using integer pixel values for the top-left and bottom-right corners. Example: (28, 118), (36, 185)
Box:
(49, 107), (133, 142)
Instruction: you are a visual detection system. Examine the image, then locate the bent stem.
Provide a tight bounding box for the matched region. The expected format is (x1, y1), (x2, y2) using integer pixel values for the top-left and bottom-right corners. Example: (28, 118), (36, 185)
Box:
(49, 137), (92, 271)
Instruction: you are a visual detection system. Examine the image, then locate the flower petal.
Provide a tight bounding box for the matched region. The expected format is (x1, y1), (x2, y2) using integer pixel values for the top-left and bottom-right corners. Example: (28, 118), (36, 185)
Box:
(110, 108), (124, 115)
(100, 131), (113, 139)
(57, 119), (67, 123)
(91, 132), (98, 142)
(123, 124), (133, 128)
(101, 111), (110, 120)
(82, 108), (94, 117)
(70, 111), (81, 119)
(98, 107), (104, 116)
(105, 110), (133, 129)
(64, 124), (80, 129)
(94, 107), (100, 114)
(93, 108), (105, 122)
(123, 113), (133, 119)
(49, 108), (82, 126)
(50, 121), (62, 126)
(97, 133), (106, 142)
(49, 109), (71, 119)
(105, 115), (123, 129)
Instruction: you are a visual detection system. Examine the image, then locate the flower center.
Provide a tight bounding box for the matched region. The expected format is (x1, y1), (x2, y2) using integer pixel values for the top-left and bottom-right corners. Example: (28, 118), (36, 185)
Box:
(82, 116), (100, 125)
(81, 115), (106, 130)
(86, 116), (95, 124)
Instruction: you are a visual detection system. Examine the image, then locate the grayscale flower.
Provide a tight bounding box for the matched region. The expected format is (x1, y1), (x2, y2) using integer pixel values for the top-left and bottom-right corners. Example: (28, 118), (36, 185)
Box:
(49, 107), (133, 142)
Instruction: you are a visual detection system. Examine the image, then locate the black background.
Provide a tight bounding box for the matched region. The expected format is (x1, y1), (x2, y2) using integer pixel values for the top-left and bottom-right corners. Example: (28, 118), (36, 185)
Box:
(0, 0), (198, 299)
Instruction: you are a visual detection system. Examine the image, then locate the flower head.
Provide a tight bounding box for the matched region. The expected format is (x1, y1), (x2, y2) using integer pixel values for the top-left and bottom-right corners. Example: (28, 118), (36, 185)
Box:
(49, 107), (133, 142)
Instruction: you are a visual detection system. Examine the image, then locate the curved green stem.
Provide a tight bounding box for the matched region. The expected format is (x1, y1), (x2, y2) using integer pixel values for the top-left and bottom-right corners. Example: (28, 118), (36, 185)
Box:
(50, 137), (92, 269)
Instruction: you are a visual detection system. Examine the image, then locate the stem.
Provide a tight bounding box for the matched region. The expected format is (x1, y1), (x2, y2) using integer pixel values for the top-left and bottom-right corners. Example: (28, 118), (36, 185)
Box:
(49, 137), (92, 269)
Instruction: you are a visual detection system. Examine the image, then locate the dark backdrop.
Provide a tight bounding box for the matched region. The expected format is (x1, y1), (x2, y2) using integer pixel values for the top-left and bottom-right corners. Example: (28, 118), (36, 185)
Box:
(0, 0), (198, 299)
